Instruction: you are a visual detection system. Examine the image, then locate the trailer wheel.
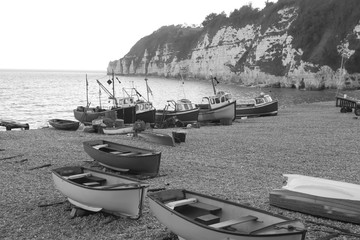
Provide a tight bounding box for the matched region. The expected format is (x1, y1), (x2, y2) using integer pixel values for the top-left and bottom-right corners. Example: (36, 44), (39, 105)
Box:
(355, 108), (360, 116)
(340, 107), (347, 113)
(346, 107), (353, 112)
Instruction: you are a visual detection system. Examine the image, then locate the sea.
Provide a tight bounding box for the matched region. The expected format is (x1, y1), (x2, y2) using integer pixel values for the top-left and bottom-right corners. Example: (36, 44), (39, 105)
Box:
(0, 69), (353, 130)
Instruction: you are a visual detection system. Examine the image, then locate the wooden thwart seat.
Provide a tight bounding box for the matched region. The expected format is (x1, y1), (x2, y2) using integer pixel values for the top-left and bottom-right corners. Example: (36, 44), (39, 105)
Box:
(166, 198), (197, 209)
(209, 215), (258, 229)
(63, 173), (91, 180)
(188, 202), (222, 213)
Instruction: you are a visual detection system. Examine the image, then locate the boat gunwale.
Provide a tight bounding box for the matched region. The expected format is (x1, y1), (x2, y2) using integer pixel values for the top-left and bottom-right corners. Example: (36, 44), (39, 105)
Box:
(236, 100), (278, 109)
(83, 139), (161, 156)
(52, 166), (149, 191)
(148, 189), (307, 238)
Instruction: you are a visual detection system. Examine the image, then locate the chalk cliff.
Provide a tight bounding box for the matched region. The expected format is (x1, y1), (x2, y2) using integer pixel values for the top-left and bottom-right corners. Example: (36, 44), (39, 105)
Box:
(107, 0), (360, 89)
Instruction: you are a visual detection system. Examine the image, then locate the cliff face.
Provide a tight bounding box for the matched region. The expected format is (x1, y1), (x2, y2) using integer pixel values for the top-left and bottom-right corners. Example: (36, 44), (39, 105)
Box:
(107, 0), (360, 89)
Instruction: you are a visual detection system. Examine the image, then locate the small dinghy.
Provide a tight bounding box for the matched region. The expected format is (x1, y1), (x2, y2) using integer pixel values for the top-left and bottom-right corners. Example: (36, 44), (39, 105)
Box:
(83, 140), (161, 176)
(51, 166), (149, 219)
(48, 119), (80, 131)
(137, 131), (175, 146)
(270, 174), (360, 224)
(148, 189), (307, 240)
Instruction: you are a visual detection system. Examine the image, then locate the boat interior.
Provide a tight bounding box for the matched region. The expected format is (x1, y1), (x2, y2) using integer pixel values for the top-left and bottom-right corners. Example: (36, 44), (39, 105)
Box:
(92, 143), (155, 156)
(54, 166), (141, 189)
(152, 189), (303, 235)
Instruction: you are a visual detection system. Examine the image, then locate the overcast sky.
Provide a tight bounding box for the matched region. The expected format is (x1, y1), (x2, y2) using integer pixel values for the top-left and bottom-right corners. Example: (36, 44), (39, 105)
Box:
(0, 0), (275, 71)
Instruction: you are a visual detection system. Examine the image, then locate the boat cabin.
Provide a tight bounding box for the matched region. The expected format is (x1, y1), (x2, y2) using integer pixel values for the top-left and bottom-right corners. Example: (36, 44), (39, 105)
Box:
(198, 91), (233, 109)
(237, 94), (273, 107)
(115, 97), (135, 108)
(167, 99), (197, 112)
(135, 100), (154, 113)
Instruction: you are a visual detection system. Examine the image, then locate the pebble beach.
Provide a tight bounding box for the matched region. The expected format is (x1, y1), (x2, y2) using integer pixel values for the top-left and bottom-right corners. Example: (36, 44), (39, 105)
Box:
(1, 101), (360, 240)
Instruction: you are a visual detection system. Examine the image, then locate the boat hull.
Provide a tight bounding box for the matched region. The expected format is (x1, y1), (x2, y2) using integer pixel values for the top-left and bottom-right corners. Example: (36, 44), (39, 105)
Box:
(136, 109), (156, 123)
(148, 189), (306, 240)
(102, 126), (134, 135)
(73, 108), (108, 123)
(83, 139), (161, 176)
(51, 166), (149, 218)
(269, 174), (360, 224)
(236, 101), (278, 118)
(49, 119), (79, 131)
(138, 132), (175, 146)
(155, 108), (199, 125)
(198, 101), (236, 122)
(115, 106), (136, 124)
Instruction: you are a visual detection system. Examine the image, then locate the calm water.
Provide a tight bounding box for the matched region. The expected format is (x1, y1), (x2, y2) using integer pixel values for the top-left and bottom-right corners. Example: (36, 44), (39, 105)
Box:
(0, 70), (351, 130)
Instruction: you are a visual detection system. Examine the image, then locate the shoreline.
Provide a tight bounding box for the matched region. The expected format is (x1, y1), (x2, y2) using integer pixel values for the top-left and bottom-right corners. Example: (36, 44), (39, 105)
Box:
(1, 101), (360, 239)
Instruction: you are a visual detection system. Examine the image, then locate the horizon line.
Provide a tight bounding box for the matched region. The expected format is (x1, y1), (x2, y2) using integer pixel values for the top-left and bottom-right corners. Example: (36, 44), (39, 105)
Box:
(0, 68), (106, 72)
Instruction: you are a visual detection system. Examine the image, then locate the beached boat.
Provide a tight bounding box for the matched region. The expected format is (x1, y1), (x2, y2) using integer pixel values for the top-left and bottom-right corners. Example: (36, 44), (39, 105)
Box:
(96, 78), (136, 124)
(148, 189), (307, 240)
(155, 99), (199, 126)
(197, 91), (236, 122)
(122, 80), (157, 123)
(48, 119), (80, 131)
(51, 166), (149, 219)
(83, 139), (161, 176)
(269, 174), (360, 224)
(137, 131), (175, 147)
(236, 93), (278, 118)
(102, 126), (134, 135)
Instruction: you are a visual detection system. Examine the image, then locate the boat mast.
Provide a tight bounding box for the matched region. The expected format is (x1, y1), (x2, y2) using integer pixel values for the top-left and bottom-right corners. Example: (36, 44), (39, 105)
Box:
(112, 69), (117, 107)
(145, 78), (149, 102)
(86, 74), (89, 106)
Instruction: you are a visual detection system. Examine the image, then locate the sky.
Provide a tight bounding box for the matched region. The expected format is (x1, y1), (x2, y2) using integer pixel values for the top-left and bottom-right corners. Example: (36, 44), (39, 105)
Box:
(0, 0), (275, 71)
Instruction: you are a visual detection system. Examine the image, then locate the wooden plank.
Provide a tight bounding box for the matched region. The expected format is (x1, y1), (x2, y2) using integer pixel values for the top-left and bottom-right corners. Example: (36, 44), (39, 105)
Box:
(188, 202), (222, 213)
(166, 198), (197, 209)
(209, 215), (258, 229)
(64, 173), (91, 180)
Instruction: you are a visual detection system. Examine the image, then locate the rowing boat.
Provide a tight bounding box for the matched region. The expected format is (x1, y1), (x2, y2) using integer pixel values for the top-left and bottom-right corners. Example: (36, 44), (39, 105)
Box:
(148, 189), (307, 240)
(137, 131), (175, 146)
(83, 139), (161, 176)
(269, 174), (360, 224)
(48, 119), (80, 131)
(51, 166), (149, 219)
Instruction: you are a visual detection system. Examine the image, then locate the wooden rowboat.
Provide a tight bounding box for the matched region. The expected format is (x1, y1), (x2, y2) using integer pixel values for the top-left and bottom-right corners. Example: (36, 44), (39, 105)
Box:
(102, 126), (134, 135)
(51, 166), (149, 219)
(269, 174), (360, 224)
(83, 140), (161, 176)
(137, 131), (175, 146)
(148, 189), (307, 240)
(48, 119), (80, 131)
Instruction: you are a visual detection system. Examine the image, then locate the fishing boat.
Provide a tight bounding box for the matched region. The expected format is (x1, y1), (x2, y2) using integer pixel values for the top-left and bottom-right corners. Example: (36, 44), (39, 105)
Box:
(83, 139), (161, 176)
(236, 93), (278, 118)
(122, 79), (157, 123)
(155, 99), (199, 126)
(197, 91), (236, 122)
(148, 189), (307, 240)
(137, 131), (175, 147)
(51, 166), (149, 219)
(48, 119), (80, 131)
(197, 77), (236, 122)
(96, 77), (136, 124)
(269, 174), (360, 224)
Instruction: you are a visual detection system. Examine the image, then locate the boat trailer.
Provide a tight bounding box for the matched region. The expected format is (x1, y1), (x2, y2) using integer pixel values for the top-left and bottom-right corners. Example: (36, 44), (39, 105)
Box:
(335, 95), (360, 116)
